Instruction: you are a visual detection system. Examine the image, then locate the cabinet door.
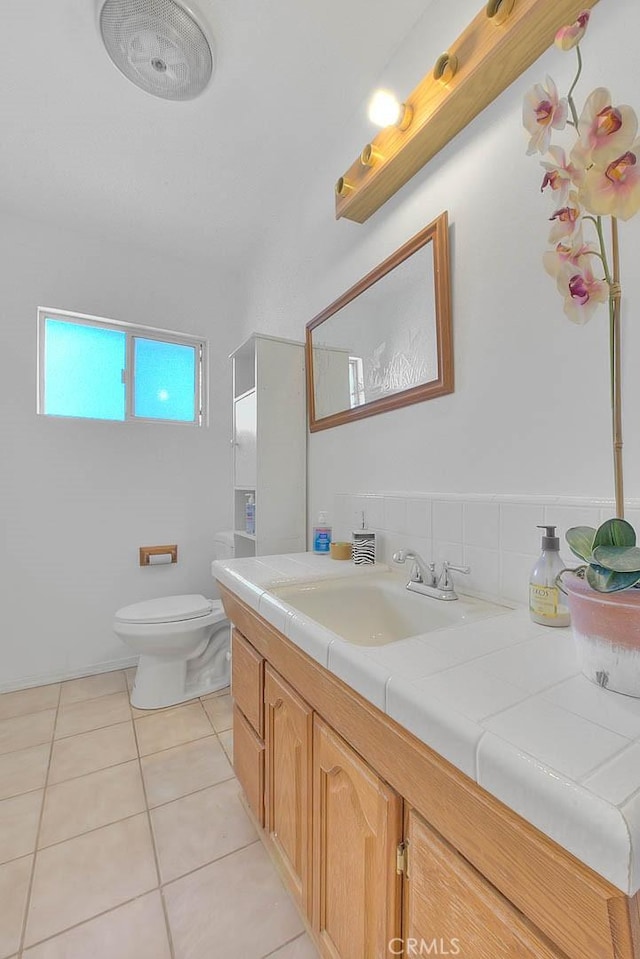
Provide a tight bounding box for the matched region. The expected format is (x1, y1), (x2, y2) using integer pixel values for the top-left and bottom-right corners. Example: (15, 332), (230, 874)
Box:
(233, 389), (257, 488)
(313, 717), (402, 959)
(264, 666), (313, 916)
(231, 629), (264, 737)
(404, 809), (565, 959)
(233, 704), (264, 827)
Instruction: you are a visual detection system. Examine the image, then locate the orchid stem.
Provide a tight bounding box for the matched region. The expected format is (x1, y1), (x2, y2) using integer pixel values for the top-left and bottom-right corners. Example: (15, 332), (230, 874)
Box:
(567, 46), (582, 127)
(610, 218), (624, 518)
(593, 216), (612, 284)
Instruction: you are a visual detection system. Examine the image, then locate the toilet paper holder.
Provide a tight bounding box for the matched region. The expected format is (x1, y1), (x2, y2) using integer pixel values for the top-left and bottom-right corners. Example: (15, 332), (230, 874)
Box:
(139, 545), (178, 567)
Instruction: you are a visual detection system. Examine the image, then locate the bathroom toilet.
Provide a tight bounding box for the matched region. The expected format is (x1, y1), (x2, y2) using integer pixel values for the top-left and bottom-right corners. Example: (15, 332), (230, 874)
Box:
(114, 594), (230, 710)
(114, 594), (230, 709)
(114, 531), (235, 709)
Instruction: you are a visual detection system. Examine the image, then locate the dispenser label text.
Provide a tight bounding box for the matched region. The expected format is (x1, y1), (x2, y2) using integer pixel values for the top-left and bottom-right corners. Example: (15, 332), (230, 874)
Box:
(529, 584), (559, 618)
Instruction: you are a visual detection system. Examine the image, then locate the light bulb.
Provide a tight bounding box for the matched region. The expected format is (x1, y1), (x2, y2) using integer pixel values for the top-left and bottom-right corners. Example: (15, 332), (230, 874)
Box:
(368, 90), (402, 128)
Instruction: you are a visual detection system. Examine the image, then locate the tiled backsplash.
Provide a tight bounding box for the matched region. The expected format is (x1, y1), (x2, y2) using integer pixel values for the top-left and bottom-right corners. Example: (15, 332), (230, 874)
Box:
(333, 492), (640, 605)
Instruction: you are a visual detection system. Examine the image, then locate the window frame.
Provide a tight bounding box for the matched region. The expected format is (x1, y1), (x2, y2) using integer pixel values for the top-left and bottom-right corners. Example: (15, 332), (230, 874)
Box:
(37, 307), (207, 427)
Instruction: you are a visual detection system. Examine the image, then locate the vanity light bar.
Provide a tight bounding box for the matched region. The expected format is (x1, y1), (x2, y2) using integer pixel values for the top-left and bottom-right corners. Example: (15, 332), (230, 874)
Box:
(335, 0), (600, 223)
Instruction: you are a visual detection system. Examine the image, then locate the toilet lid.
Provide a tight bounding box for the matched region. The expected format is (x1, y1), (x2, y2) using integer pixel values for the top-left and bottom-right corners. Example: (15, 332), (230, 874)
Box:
(115, 594), (215, 625)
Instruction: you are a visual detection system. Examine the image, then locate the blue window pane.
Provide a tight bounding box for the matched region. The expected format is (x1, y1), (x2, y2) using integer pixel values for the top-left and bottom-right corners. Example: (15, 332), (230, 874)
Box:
(133, 338), (196, 422)
(44, 319), (126, 420)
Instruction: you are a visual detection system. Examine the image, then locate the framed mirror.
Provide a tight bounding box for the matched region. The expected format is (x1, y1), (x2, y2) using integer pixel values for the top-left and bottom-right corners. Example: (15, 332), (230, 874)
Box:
(305, 211), (453, 432)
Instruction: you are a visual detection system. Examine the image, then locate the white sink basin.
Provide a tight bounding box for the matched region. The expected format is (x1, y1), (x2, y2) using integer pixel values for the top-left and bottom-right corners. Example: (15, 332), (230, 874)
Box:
(271, 571), (510, 646)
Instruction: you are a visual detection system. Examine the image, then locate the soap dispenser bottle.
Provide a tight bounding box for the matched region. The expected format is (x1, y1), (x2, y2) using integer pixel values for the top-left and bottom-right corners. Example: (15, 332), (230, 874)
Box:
(529, 526), (570, 627)
(245, 494), (256, 536)
(313, 511), (332, 554)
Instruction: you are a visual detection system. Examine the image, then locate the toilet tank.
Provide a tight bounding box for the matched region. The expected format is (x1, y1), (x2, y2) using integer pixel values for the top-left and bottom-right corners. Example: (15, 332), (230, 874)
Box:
(213, 530), (235, 561)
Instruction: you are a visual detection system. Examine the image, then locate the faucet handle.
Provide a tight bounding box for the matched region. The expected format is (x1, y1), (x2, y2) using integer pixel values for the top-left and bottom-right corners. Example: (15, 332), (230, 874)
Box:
(443, 562), (470, 575)
(440, 561), (470, 590)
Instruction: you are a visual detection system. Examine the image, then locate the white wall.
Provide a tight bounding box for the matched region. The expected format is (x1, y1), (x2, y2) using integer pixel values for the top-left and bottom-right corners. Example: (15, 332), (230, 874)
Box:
(239, 0), (640, 531)
(0, 213), (241, 690)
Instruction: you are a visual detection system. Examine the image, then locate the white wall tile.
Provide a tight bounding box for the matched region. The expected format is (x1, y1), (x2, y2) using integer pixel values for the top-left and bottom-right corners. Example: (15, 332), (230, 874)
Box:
(433, 501), (463, 544)
(464, 502), (500, 549)
(406, 498), (432, 540)
(433, 541), (464, 568)
(383, 497), (407, 534)
(462, 546), (500, 598)
(332, 492), (640, 611)
(500, 503), (545, 555)
(332, 493), (352, 540)
(500, 552), (537, 606)
(543, 506), (602, 551)
(361, 495), (384, 531)
(386, 536), (432, 569)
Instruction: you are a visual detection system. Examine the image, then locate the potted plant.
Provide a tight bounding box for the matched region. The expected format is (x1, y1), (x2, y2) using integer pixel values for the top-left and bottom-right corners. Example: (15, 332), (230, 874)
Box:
(524, 10), (640, 695)
(560, 519), (640, 694)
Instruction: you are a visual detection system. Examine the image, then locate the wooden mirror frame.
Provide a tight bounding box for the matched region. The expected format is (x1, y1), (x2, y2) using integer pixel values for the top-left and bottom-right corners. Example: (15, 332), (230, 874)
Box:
(306, 211), (453, 432)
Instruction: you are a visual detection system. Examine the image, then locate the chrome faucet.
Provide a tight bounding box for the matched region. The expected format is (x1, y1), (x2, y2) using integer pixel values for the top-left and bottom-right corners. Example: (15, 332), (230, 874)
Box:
(392, 550), (470, 601)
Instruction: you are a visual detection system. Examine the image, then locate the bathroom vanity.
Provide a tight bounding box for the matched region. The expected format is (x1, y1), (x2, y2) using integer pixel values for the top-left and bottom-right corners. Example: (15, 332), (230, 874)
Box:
(213, 555), (640, 959)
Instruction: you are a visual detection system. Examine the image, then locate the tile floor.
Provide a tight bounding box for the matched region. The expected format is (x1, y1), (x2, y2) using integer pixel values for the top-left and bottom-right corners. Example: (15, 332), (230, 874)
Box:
(0, 669), (318, 959)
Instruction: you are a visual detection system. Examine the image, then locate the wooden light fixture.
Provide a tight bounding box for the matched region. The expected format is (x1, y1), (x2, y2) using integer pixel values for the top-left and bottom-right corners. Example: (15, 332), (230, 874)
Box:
(335, 0), (600, 224)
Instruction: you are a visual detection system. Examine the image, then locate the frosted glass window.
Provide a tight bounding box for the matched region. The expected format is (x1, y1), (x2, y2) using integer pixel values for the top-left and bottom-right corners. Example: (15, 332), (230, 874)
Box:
(38, 308), (205, 426)
(43, 319), (126, 420)
(133, 337), (196, 422)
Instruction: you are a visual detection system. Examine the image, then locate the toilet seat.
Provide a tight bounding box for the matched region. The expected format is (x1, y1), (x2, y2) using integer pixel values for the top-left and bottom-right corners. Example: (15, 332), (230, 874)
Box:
(115, 594), (219, 626)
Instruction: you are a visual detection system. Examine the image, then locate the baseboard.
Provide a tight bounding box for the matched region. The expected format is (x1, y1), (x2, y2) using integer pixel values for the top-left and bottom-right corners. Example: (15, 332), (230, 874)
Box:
(0, 656), (139, 695)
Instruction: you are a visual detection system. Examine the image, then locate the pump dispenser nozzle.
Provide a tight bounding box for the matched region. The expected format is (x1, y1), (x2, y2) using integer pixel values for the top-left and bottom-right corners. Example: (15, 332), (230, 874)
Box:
(537, 525), (560, 550)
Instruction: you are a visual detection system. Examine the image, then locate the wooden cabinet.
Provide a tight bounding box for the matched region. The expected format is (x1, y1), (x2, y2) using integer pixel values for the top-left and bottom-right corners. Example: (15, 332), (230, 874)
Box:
(404, 809), (565, 959)
(222, 595), (639, 959)
(313, 717), (402, 959)
(264, 666), (313, 915)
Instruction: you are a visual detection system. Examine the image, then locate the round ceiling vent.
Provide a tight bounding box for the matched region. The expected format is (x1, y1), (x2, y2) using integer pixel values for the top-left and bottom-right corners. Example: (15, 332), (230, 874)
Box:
(98, 0), (214, 101)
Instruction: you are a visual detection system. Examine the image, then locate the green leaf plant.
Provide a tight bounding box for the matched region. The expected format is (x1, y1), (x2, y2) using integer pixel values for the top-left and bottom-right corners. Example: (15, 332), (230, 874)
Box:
(565, 519), (640, 592)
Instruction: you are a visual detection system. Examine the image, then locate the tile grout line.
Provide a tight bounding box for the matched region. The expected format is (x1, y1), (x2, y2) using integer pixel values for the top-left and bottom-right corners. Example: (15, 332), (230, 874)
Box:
(261, 931), (311, 959)
(16, 680), (64, 958)
(45, 739), (232, 795)
(159, 835), (261, 891)
(0, 722), (58, 760)
(129, 691), (176, 959)
(15, 889), (170, 956)
(11, 762), (241, 861)
(2, 683), (234, 956)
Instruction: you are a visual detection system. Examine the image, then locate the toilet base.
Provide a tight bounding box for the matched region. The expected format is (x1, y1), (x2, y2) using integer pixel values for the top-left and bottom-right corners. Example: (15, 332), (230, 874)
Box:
(130, 670), (229, 710)
(129, 626), (231, 710)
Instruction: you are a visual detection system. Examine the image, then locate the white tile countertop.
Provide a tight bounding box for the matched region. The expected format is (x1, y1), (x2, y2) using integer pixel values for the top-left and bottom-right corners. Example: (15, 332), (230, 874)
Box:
(212, 552), (640, 896)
